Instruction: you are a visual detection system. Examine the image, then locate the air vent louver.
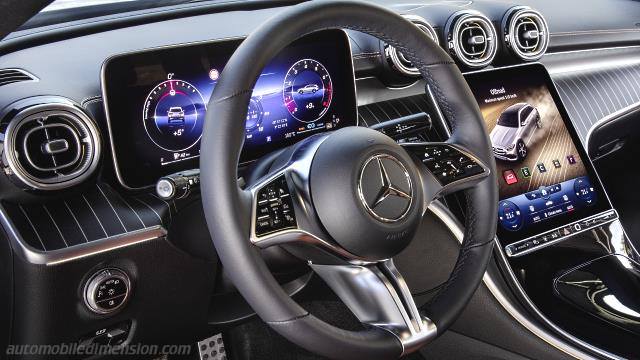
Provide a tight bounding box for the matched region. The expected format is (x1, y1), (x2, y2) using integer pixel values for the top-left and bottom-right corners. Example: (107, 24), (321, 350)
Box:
(446, 11), (497, 68)
(386, 15), (439, 77)
(0, 69), (37, 87)
(504, 8), (549, 61)
(3, 100), (101, 190)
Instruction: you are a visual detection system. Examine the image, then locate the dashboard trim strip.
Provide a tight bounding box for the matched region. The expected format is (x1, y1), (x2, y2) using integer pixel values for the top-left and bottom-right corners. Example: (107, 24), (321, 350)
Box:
(0, 204), (166, 266)
(504, 209), (618, 257)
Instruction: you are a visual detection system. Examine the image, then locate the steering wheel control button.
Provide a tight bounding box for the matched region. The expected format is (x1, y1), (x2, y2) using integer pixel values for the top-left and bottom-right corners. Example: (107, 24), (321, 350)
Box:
(83, 268), (131, 315)
(409, 144), (484, 185)
(504, 210), (618, 257)
(254, 175), (296, 237)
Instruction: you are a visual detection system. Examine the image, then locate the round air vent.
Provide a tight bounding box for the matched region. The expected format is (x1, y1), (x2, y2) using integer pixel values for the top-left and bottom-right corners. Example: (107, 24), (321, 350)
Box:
(503, 7), (549, 61)
(445, 11), (497, 68)
(385, 15), (439, 77)
(2, 98), (101, 190)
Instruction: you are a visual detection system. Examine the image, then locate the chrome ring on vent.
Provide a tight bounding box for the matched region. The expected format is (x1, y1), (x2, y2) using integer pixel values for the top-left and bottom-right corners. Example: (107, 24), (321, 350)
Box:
(504, 7), (549, 61)
(2, 98), (101, 190)
(445, 11), (498, 69)
(386, 15), (439, 77)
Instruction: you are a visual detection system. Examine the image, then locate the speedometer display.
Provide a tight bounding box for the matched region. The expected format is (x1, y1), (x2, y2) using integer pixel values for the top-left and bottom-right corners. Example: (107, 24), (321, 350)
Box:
(103, 29), (356, 188)
(283, 59), (332, 123)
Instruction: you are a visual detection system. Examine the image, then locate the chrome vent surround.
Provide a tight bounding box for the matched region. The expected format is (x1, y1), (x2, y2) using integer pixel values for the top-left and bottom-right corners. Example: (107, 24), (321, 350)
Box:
(446, 11), (497, 68)
(504, 7), (549, 61)
(386, 15), (439, 77)
(3, 101), (101, 190)
(0, 69), (37, 87)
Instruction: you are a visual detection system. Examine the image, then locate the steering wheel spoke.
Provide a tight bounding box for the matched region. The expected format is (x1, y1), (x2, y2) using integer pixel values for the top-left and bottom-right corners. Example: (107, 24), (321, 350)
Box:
(311, 259), (437, 354)
(246, 135), (371, 263)
(401, 142), (490, 207)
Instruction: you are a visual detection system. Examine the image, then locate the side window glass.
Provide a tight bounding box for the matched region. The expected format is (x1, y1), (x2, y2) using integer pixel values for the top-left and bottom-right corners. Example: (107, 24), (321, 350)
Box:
(520, 106), (532, 126)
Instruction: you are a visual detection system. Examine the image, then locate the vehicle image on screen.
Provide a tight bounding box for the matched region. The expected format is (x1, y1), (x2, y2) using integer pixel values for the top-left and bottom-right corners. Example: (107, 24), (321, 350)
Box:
(142, 79), (206, 152)
(490, 102), (541, 161)
(297, 84), (319, 94)
(167, 106), (185, 124)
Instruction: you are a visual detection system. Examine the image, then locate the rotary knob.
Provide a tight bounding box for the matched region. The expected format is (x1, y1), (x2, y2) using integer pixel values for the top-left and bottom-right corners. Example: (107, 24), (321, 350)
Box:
(83, 268), (131, 315)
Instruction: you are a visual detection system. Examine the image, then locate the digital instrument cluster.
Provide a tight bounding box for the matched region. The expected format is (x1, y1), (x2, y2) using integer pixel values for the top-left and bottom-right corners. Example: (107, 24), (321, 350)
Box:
(465, 64), (612, 245)
(103, 30), (356, 188)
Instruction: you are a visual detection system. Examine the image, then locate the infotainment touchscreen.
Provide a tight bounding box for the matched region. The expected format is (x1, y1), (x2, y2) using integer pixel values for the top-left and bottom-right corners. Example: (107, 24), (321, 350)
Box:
(102, 30), (356, 188)
(464, 63), (612, 244)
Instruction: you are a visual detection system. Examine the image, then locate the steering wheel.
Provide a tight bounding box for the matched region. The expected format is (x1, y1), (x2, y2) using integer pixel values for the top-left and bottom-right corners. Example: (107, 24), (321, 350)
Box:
(200, 1), (498, 358)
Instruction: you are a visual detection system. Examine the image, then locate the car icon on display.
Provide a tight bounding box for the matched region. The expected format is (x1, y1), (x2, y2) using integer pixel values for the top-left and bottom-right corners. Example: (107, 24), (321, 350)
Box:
(490, 103), (541, 161)
(167, 106), (185, 123)
(297, 83), (319, 94)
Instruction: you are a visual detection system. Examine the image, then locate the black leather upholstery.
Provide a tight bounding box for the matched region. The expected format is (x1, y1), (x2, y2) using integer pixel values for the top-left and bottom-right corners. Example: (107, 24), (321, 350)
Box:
(200, 1), (497, 358)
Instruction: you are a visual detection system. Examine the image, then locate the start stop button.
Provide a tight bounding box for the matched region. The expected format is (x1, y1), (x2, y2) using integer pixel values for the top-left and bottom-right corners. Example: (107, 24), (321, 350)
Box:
(83, 268), (131, 315)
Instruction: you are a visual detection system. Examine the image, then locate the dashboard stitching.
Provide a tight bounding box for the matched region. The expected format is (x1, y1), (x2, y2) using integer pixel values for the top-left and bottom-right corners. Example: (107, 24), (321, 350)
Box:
(212, 89), (253, 103)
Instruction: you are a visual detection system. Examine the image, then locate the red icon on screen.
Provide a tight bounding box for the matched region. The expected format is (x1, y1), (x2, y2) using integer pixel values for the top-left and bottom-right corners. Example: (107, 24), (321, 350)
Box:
(503, 169), (518, 185)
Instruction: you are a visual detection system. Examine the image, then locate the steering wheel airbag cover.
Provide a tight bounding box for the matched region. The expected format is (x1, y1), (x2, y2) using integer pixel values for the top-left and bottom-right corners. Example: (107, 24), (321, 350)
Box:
(309, 127), (423, 260)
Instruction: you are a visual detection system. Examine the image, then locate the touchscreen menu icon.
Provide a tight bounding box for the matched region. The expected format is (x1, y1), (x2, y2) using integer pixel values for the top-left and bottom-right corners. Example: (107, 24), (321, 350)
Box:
(503, 169), (518, 185)
(537, 163), (547, 173)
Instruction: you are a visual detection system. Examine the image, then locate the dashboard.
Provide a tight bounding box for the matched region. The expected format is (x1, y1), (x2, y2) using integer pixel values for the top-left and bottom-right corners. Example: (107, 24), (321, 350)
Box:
(103, 29), (356, 188)
(1, 0), (640, 358)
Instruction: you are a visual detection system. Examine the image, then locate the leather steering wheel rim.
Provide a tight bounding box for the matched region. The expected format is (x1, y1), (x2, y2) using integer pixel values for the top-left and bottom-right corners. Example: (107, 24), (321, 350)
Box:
(200, 1), (498, 359)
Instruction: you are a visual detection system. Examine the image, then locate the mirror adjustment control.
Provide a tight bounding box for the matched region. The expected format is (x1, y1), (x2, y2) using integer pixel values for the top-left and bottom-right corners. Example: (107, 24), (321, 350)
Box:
(254, 175), (297, 237)
(83, 268), (131, 315)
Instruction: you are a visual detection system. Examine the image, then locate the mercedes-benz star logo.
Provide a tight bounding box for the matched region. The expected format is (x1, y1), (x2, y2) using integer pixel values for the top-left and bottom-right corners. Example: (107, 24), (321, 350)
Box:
(357, 154), (413, 223)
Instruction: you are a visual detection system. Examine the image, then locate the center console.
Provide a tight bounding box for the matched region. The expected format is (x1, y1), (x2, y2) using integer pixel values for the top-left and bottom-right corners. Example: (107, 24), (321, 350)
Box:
(465, 64), (640, 358)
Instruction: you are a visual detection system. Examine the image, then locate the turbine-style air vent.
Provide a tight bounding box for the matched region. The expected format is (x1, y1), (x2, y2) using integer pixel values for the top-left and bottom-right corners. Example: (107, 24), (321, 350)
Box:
(445, 11), (497, 68)
(0, 69), (37, 87)
(386, 15), (439, 77)
(504, 7), (549, 61)
(2, 99), (101, 190)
